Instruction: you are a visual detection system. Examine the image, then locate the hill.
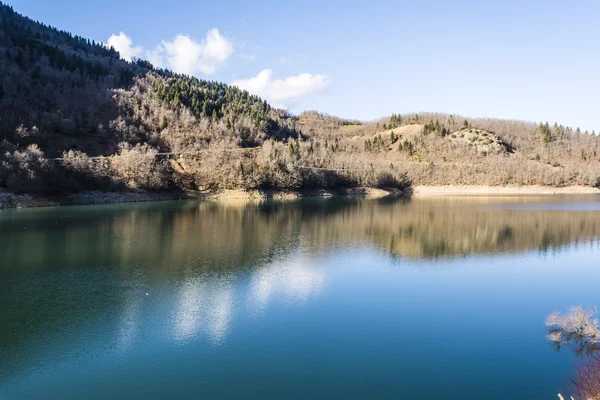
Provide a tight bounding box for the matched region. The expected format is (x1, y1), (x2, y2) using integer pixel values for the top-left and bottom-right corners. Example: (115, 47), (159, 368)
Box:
(299, 112), (599, 187)
(0, 2), (598, 199)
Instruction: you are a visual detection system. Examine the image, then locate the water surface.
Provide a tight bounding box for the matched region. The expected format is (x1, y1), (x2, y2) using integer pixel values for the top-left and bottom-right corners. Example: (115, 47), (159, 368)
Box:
(1, 195), (599, 399)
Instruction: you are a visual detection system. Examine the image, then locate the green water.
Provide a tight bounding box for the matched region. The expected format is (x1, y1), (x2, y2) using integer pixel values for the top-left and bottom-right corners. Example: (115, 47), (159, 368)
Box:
(1, 196), (599, 399)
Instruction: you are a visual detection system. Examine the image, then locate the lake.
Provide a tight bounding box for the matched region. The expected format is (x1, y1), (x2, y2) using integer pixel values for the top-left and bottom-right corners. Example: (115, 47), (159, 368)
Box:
(1, 195), (599, 399)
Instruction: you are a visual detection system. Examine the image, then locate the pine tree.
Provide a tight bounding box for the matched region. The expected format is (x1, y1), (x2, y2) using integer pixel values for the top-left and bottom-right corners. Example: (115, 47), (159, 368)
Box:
(540, 122), (552, 143)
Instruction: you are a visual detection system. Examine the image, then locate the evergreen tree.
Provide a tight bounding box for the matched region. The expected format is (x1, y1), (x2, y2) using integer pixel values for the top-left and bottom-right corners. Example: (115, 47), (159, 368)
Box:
(540, 122), (552, 143)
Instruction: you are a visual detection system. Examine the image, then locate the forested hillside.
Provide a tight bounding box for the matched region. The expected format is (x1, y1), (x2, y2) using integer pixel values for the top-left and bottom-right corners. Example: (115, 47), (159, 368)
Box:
(0, 2), (313, 192)
(0, 1), (598, 196)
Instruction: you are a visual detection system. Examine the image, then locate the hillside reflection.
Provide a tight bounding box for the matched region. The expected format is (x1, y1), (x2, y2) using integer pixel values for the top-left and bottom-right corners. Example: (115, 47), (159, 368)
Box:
(1, 196), (600, 273)
(1, 196), (600, 386)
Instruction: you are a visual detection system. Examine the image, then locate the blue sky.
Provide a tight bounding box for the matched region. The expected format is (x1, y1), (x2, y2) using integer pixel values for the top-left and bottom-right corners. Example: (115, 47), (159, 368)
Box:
(9, 0), (600, 131)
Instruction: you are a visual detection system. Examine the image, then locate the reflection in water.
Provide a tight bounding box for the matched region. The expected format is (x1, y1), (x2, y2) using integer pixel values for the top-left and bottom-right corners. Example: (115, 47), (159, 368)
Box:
(1, 195), (600, 397)
(174, 276), (207, 344)
(206, 276), (234, 344)
(171, 253), (326, 345)
(1, 197), (599, 357)
(116, 293), (143, 353)
(546, 307), (600, 356)
(0, 198), (600, 270)
(172, 275), (236, 345)
(2, 196), (600, 274)
(249, 254), (325, 315)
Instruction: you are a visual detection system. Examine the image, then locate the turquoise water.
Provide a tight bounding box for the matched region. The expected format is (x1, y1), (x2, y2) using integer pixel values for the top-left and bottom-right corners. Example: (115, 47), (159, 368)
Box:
(1, 196), (599, 399)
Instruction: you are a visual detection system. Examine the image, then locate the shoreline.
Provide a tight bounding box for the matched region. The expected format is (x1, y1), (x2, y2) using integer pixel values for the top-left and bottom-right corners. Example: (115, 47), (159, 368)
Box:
(0, 187), (403, 210)
(1, 185), (598, 210)
(411, 185), (600, 196)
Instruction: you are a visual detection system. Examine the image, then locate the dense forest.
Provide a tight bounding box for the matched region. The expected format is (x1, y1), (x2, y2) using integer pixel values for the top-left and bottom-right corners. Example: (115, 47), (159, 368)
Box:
(0, 1), (598, 196)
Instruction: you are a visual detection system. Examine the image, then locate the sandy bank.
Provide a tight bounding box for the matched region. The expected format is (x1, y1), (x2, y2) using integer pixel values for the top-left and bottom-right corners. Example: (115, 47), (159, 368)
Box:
(412, 185), (600, 196)
(202, 187), (401, 201)
(2, 185), (598, 209)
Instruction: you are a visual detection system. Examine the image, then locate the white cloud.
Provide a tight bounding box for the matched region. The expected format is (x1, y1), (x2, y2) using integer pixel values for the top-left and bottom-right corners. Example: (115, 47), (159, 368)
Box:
(160, 30), (233, 75)
(107, 29), (234, 75)
(232, 69), (329, 109)
(107, 32), (142, 61)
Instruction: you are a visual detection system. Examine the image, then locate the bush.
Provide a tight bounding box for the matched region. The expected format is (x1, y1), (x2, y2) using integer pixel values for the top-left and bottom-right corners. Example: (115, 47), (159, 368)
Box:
(359, 170), (410, 189)
(570, 356), (600, 400)
(0, 144), (51, 192)
(110, 143), (169, 189)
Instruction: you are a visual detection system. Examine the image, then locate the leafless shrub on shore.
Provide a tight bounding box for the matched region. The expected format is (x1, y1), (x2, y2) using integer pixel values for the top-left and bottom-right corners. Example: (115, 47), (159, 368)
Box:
(109, 143), (168, 190)
(571, 356), (600, 400)
(0, 144), (50, 192)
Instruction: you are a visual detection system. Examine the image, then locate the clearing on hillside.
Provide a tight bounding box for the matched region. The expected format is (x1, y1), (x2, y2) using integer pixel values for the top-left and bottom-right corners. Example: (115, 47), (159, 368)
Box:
(377, 124), (424, 141)
(448, 128), (512, 154)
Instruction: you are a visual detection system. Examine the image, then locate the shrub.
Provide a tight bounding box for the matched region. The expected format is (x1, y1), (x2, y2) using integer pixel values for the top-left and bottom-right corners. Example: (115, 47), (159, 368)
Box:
(110, 143), (169, 189)
(570, 356), (600, 400)
(1, 144), (51, 192)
